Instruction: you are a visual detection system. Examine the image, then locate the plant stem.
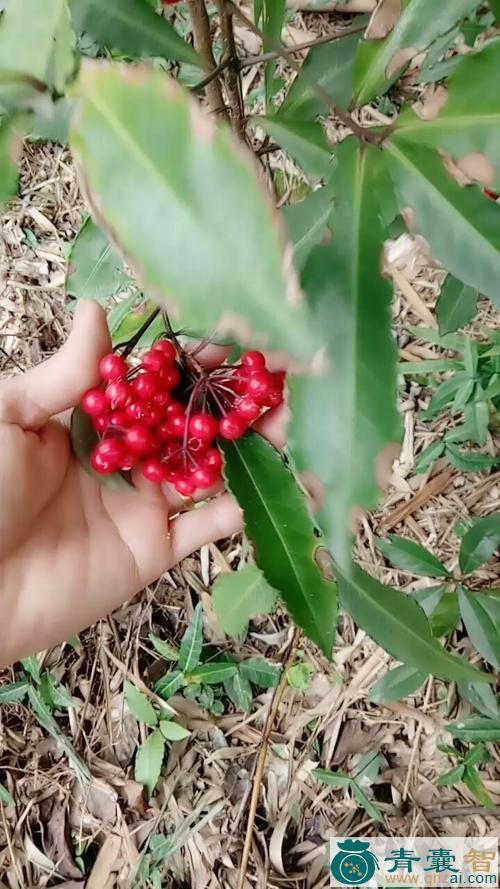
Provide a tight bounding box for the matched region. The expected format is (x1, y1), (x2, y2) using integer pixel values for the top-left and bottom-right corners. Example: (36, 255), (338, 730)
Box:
(188, 0), (227, 118)
(118, 307), (161, 357)
(214, 0), (246, 142)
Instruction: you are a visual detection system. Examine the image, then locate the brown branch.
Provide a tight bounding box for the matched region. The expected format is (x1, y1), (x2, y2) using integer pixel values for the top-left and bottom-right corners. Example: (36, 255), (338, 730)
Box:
(239, 24), (366, 69)
(188, 0), (227, 118)
(214, 0), (246, 142)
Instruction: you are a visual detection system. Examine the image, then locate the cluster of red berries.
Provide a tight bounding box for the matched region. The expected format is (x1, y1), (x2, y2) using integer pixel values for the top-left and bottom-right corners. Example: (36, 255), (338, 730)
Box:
(81, 340), (284, 497)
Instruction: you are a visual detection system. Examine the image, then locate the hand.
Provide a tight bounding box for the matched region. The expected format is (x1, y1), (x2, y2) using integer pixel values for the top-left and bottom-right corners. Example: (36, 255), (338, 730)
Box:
(0, 301), (285, 667)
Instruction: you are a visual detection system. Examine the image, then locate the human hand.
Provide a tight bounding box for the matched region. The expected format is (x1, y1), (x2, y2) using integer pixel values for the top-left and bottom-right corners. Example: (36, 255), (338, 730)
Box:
(0, 301), (285, 667)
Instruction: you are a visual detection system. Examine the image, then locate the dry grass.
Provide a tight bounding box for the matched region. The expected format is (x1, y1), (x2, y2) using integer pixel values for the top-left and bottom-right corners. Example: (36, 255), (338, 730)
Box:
(1, 91), (500, 889)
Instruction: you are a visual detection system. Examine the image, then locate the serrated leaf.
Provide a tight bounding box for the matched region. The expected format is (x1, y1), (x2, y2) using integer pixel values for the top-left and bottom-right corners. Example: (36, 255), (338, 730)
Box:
(375, 534), (450, 578)
(178, 603), (204, 672)
(125, 681), (158, 726)
(338, 563), (488, 683)
(411, 587), (459, 638)
(446, 444), (500, 473)
(66, 216), (124, 302)
(386, 139), (500, 307)
(415, 440), (445, 473)
(221, 433), (337, 656)
(186, 662), (237, 685)
(70, 405), (132, 490)
(289, 140), (400, 569)
(279, 29), (361, 119)
(0, 114), (25, 209)
(351, 780), (384, 822)
(212, 565), (278, 636)
(71, 0), (200, 66)
(149, 634), (179, 662)
(463, 765), (494, 808)
(458, 588), (500, 669)
(313, 768), (352, 788)
(0, 680), (29, 704)
(159, 719), (190, 741)
(0, 0), (75, 104)
(458, 681), (500, 719)
(27, 686), (90, 782)
(256, 117), (333, 180)
(135, 729), (165, 795)
(0, 784), (15, 807)
(155, 670), (185, 700)
(394, 40), (500, 188)
(448, 716), (500, 741)
(370, 664), (427, 703)
(39, 672), (75, 710)
(353, 0), (480, 106)
(21, 655), (41, 683)
(459, 514), (500, 573)
(436, 276), (478, 335)
(239, 657), (281, 688)
(437, 763), (465, 786)
(70, 61), (318, 360)
(283, 187), (333, 270)
(224, 671), (253, 712)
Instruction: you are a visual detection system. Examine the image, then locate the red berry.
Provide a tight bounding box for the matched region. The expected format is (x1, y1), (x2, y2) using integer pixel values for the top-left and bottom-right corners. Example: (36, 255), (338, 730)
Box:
(192, 467), (218, 489)
(142, 458), (166, 484)
(219, 412), (247, 440)
(126, 400), (146, 422)
(133, 372), (159, 400)
(141, 349), (170, 373)
(82, 388), (109, 417)
(142, 406), (163, 427)
(189, 412), (218, 442)
(167, 413), (187, 437)
(264, 387), (283, 408)
(242, 350), (266, 371)
(188, 436), (207, 455)
(165, 400), (184, 417)
(203, 448), (223, 472)
(153, 339), (176, 361)
(99, 352), (128, 381)
(94, 413), (111, 433)
(163, 441), (181, 459)
(120, 452), (138, 471)
(108, 409), (131, 429)
(91, 438), (126, 474)
(161, 365), (181, 389)
(124, 424), (157, 455)
(163, 463), (183, 483)
(175, 477), (195, 496)
(157, 421), (174, 441)
(234, 396), (261, 422)
(105, 380), (131, 409)
(246, 370), (273, 403)
(153, 390), (171, 407)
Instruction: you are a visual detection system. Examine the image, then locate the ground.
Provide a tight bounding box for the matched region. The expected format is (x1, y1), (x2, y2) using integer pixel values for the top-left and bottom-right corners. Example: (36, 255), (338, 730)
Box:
(0, 31), (499, 889)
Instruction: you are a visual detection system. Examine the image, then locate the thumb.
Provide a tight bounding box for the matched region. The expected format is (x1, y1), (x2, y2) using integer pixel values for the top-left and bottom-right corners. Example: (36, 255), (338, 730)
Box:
(0, 300), (111, 430)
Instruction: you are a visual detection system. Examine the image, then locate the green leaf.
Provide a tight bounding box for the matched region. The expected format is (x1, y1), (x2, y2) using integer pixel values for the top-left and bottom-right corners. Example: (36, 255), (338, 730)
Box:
(159, 719), (190, 742)
(283, 187), (333, 271)
(287, 661), (314, 690)
(399, 358), (462, 374)
(437, 763), (465, 786)
(224, 671), (253, 712)
(124, 681), (158, 726)
(458, 681), (500, 720)
(0, 680), (29, 704)
(256, 117), (333, 180)
(155, 670), (185, 700)
(134, 729), (165, 795)
(394, 40), (500, 188)
(27, 686), (91, 782)
(490, 0), (500, 22)
(212, 565), (278, 636)
(39, 673), (75, 710)
(186, 662), (238, 685)
(353, 0), (480, 106)
(279, 29), (361, 119)
(369, 664), (427, 703)
(375, 534), (450, 578)
(66, 216), (124, 302)
(337, 563), (488, 683)
(30, 97), (73, 144)
(21, 655), (41, 683)
(149, 634), (179, 662)
(411, 587), (459, 637)
(313, 768), (352, 788)
(351, 780), (384, 823)
(221, 433), (337, 656)
(0, 114), (25, 208)
(459, 514), (500, 573)
(0, 784), (15, 807)
(436, 276), (478, 336)
(255, 0), (286, 108)
(463, 765), (494, 808)
(448, 716), (500, 742)
(0, 0), (75, 103)
(415, 440), (445, 473)
(70, 405), (132, 490)
(458, 588), (500, 669)
(71, 0), (200, 66)
(289, 140), (399, 569)
(239, 657), (281, 688)
(178, 603), (204, 672)
(445, 444), (500, 473)
(386, 139), (500, 308)
(70, 61), (318, 361)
